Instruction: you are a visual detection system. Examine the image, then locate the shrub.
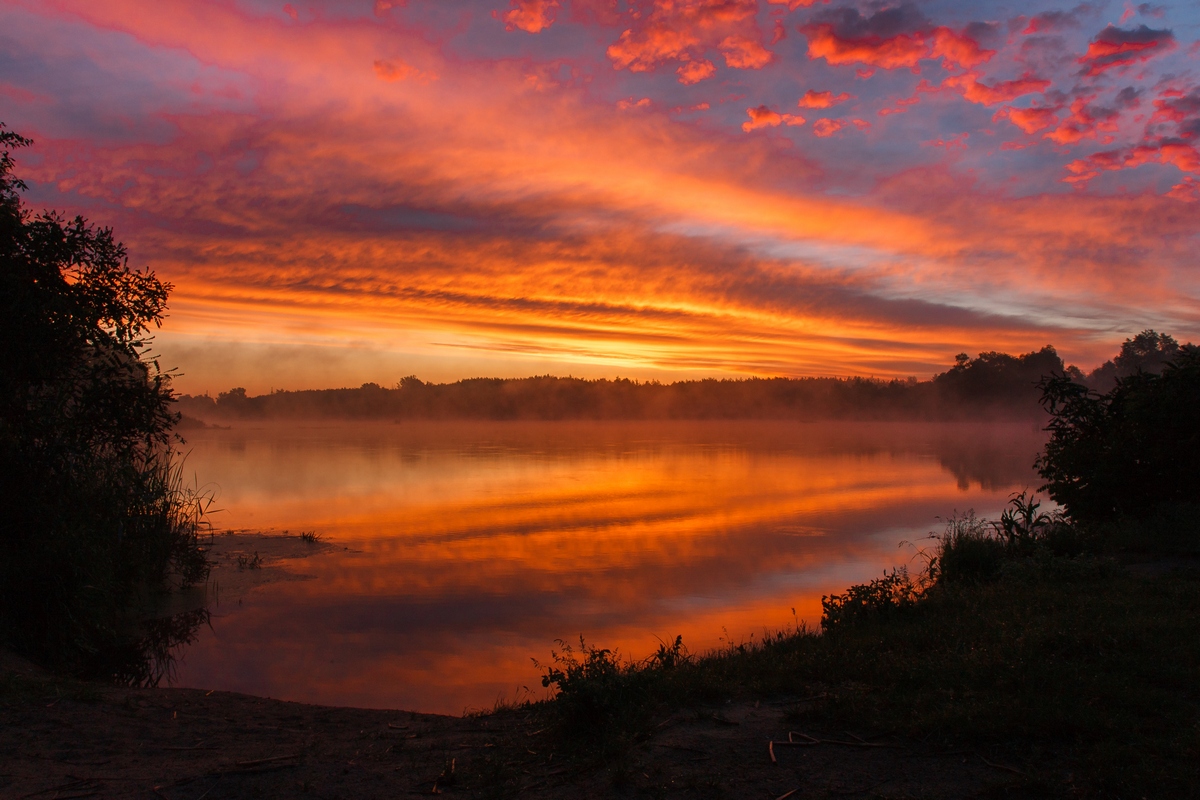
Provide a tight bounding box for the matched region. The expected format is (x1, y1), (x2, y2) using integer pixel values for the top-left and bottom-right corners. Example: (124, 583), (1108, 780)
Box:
(821, 567), (921, 631)
(1038, 349), (1200, 524)
(0, 124), (208, 678)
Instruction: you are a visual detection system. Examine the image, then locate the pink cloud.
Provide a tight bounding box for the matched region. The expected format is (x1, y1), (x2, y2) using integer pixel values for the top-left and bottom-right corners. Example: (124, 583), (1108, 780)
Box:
(1044, 96), (1119, 145)
(373, 59), (422, 81)
(925, 132), (969, 150)
(1064, 141), (1200, 186)
(1166, 176), (1199, 202)
(1079, 24), (1175, 77)
(497, 0), (560, 33)
(800, 7), (994, 72)
(606, 0), (773, 84)
(994, 104), (1061, 134)
(765, 0), (827, 9)
(373, 0), (405, 16)
(742, 105), (805, 132)
(812, 118), (843, 137)
(617, 97), (652, 110)
(878, 96), (920, 117)
(943, 72), (1050, 106)
(797, 90), (853, 109)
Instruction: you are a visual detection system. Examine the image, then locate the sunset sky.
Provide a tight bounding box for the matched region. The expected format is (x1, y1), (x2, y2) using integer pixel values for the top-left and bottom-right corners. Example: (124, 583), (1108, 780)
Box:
(3, 0), (1199, 393)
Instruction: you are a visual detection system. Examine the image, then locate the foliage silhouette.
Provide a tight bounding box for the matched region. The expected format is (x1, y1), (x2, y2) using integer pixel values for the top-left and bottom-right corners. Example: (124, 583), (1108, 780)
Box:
(1085, 329), (1182, 391)
(0, 124), (208, 678)
(1037, 346), (1200, 524)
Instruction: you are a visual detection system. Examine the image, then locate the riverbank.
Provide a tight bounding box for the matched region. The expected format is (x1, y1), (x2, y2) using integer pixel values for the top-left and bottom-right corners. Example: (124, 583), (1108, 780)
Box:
(0, 657), (1017, 799)
(4, 551), (1198, 798)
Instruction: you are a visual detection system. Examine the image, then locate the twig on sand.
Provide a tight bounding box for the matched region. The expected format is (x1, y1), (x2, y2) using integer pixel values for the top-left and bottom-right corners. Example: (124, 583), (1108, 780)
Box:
(234, 754), (299, 768)
(20, 779), (93, 798)
(978, 754), (1030, 780)
(775, 790), (798, 800)
(652, 743), (707, 755)
(768, 740), (777, 765)
(790, 731), (901, 748)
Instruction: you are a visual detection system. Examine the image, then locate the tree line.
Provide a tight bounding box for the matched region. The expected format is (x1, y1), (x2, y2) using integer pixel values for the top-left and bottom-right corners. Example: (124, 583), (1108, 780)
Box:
(177, 337), (1189, 422)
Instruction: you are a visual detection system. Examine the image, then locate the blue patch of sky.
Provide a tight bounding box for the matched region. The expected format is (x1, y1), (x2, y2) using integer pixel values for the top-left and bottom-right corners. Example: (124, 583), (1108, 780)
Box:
(0, 7), (257, 145)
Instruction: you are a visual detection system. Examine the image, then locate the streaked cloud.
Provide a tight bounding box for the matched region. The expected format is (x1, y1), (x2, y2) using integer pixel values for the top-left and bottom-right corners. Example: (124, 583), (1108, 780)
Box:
(0, 0), (1197, 392)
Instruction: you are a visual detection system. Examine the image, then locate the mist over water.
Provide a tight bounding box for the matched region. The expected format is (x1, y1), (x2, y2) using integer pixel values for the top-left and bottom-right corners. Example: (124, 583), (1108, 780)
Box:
(172, 420), (1046, 713)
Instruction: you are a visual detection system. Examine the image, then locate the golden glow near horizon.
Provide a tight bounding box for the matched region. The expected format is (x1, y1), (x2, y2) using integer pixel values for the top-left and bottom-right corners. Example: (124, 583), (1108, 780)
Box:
(4, 0), (1200, 391)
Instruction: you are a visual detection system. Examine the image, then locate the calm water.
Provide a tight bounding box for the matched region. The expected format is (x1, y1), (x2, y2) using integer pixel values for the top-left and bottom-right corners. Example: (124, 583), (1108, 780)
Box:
(171, 420), (1046, 713)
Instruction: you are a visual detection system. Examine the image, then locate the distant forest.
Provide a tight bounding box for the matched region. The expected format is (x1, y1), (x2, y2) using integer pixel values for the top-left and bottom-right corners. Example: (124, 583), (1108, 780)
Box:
(176, 332), (1194, 422)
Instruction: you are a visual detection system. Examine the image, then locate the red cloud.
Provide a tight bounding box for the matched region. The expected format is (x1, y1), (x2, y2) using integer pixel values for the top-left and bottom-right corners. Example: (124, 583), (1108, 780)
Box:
(373, 59), (424, 82)
(1079, 24), (1175, 76)
(994, 104), (1060, 134)
(798, 90), (853, 108)
(1150, 90), (1200, 129)
(607, 0), (773, 84)
(925, 132), (969, 149)
(742, 105), (805, 132)
(496, 0), (560, 33)
(943, 72), (1050, 106)
(800, 6), (994, 71)
(811, 118), (843, 137)
(1064, 141), (1200, 187)
(1021, 8), (1084, 35)
(765, 0), (828, 8)
(1044, 96), (1119, 145)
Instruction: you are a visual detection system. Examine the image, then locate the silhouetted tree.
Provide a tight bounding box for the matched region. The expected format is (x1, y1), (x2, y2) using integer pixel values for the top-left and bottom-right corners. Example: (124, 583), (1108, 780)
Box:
(932, 346), (1066, 408)
(1086, 330), (1181, 390)
(1038, 346), (1200, 524)
(0, 124), (206, 677)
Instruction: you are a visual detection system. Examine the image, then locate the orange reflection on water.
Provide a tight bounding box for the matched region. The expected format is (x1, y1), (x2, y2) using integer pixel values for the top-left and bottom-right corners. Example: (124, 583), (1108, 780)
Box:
(174, 421), (1045, 712)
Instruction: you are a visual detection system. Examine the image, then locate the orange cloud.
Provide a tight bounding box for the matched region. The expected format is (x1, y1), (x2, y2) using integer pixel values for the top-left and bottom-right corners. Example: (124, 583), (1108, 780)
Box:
(1064, 142), (1200, 186)
(765, 0), (827, 8)
(811, 118), (843, 137)
(606, 0), (772, 83)
(925, 132), (969, 150)
(1079, 24), (1175, 76)
(1044, 96), (1118, 145)
(797, 90), (852, 109)
(801, 7), (994, 71)
(497, 0), (560, 33)
(943, 72), (1050, 106)
(373, 59), (418, 81)
(994, 104), (1060, 134)
(742, 105), (805, 132)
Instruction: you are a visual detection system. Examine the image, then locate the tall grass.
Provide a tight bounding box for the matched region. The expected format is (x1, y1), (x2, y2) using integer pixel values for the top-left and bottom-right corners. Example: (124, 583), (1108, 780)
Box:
(0, 444), (213, 683)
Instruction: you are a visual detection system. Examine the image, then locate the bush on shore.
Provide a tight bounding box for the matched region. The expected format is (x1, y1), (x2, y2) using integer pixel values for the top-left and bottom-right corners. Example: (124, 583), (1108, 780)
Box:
(0, 124), (208, 681)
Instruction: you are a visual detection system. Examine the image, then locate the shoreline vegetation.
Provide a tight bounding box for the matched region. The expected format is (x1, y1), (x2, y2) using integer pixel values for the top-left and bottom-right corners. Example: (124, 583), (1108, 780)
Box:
(4, 120), (1200, 795)
(170, 345), (1107, 423)
(174, 331), (1191, 424)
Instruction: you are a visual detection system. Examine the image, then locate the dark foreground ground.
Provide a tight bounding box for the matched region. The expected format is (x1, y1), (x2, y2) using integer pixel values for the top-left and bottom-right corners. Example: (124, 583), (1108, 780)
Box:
(0, 661), (1023, 800)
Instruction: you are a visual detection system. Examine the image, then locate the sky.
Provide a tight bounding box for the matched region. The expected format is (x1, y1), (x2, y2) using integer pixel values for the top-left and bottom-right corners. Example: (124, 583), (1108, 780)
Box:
(2, 0), (1199, 393)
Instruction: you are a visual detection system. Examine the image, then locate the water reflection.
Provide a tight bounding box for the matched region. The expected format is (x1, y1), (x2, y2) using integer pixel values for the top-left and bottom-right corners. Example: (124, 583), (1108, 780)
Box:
(173, 421), (1046, 713)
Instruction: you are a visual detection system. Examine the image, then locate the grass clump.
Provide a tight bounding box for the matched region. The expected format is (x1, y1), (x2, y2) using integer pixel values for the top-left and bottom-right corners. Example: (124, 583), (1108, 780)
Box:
(537, 635), (691, 745)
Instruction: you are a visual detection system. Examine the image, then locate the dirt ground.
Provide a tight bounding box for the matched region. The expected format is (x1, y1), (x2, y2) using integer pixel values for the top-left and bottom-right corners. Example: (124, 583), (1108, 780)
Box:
(0, 668), (1029, 800)
(0, 533), (1030, 799)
